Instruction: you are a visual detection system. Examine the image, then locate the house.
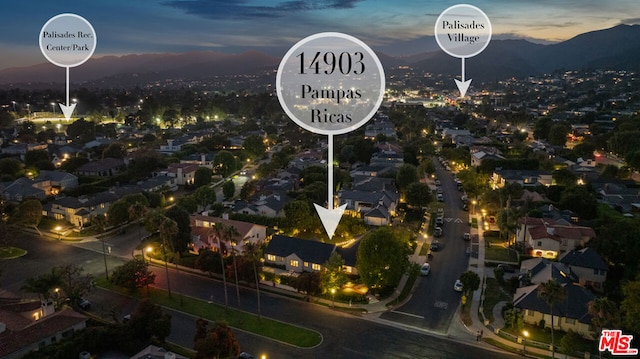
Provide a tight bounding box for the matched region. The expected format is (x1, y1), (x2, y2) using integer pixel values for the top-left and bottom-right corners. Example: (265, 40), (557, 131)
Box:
(165, 163), (200, 186)
(349, 165), (394, 178)
(34, 170), (79, 195)
(44, 186), (139, 228)
(519, 258), (578, 286)
(369, 150), (404, 169)
(338, 189), (398, 226)
(513, 282), (596, 339)
(264, 235), (336, 273)
(159, 138), (188, 154)
(470, 150), (505, 167)
(2, 178), (46, 202)
(233, 192), (290, 218)
(137, 175), (178, 193)
(559, 248), (608, 292)
(75, 157), (126, 177)
(516, 217), (596, 259)
(491, 169), (552, 189)
(0, 307), (88, 359)
(190, 213), (267, 252)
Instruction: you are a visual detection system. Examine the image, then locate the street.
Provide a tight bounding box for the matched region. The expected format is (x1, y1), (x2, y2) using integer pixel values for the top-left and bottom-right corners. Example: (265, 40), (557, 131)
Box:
(3, 224), (518, 359)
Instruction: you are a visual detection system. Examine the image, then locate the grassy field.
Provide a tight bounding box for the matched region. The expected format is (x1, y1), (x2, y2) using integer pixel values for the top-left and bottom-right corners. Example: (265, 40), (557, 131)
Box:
(97, 278), (323, 348)
(0, 246), (27, 259)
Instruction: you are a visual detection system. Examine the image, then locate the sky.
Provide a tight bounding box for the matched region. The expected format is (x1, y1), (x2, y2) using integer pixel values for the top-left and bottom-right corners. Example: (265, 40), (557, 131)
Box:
(1, 0), (639, 70)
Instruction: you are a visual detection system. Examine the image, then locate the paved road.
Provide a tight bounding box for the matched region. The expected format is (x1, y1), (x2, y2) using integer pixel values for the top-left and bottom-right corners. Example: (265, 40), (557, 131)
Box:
(4, 227), (518, 358)
(380, 157), (471, 333)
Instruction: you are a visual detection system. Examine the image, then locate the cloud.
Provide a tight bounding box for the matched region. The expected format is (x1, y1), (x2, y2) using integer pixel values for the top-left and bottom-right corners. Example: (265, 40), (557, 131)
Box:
(163, 0), (362, 19)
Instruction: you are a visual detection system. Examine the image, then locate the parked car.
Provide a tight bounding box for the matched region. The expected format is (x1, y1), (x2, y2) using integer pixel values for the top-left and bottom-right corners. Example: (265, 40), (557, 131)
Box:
(454, 279), (463, 292)
(433, 227), (443, 237)
(435, 216), (444, 226)
(77, 297), (91, 310)
(497, 264), (516, 273)
(463, 232), (471, 241)
(430, 240), (440, 251)
(437, 193), (444, 202)
(420, 262), (431, 276)
(238, 353), (255, 359)
(435, 180), (441, 186)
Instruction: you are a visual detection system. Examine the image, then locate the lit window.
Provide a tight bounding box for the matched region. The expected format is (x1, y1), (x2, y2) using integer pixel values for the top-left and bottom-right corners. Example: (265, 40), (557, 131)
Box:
(290, 260), (299, 267)
(267, 254), (276, 262)
(304, 262), (309, 268)
(312, 263), (321, 271)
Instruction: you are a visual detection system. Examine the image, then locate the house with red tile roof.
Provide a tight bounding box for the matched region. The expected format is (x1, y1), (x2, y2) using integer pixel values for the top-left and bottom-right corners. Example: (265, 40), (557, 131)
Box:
(516, 217), (595, 259)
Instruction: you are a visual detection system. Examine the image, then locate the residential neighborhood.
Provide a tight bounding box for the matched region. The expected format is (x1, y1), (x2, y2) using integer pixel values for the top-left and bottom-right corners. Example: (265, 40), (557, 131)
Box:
(1, 6), (640, 358)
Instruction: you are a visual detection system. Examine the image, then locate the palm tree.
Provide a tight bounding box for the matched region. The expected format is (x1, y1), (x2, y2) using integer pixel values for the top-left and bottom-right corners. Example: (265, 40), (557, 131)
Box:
(128, 202), (148, 239)
(243, 241), (263, 319)
(537, 279), (567, 359)
(588, 297), (620, 359)
(92, 214), (109, 280)
(212, 222), (229, 309)
(224, 225), (241, 307)
(159, 216), (178, 298)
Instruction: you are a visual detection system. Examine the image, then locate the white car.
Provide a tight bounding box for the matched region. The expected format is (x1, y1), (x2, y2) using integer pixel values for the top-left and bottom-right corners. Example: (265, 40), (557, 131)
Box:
(454, 279), (463, 292)
(420, 262), (431, 276)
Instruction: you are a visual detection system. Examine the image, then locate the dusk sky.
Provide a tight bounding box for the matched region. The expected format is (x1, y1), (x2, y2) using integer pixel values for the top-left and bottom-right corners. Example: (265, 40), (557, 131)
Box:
(1, 0), (639, 69)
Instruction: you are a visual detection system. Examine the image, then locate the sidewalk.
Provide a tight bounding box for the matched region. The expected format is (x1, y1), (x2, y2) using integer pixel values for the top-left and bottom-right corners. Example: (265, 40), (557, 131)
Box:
(459, 213), (581, 358)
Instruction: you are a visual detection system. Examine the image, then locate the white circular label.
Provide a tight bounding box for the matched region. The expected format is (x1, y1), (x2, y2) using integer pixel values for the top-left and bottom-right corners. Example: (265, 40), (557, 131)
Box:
(434, 4), (491, 58)
(276, 32), (385, 136)
(39, 13), (97, 68)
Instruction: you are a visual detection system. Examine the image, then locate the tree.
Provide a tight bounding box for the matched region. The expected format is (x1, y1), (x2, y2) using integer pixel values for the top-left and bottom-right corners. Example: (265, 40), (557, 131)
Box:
(128, 299), (172, 342)
(107, 200), (130, 227)
(240, 180), (257, 200)
(405, 182), (432, 208)
(321, 251), (347, 294)
(620, 278), (640, 335)
(588, 297), (620, 359)
(0, 158), (23, 180)
(356, 227), (408, 290)
(195, 249), (223, 276)
(194, 167), (213, 188)
(295, 271), (322, 296)
(548, 122), (571, 146)
(283, 200), (312, 233)
(222, 180), (235, 199)
(13, 199), (42, 229)
(194, 321), (240, 359)
(243, 134), (267, 159)
(193, 185), (218, 207)
(158, 216), (178, 279)
(243, 241), (263, 318)
(110, 259), (156, 291)
(21, 270), (62, 301)
(213, 150), (239, 177)
(24, 149), (50, 168)
(102, 142), (126, 159)
(560, 330), (581, 358)
(54, 264), (95, 307)
(164, 205), (192, 254)
(395, 164), (419, 191)
(459, 270), (480, 297)
(552, 168), (577, 187)
(537, 279), (567, 359)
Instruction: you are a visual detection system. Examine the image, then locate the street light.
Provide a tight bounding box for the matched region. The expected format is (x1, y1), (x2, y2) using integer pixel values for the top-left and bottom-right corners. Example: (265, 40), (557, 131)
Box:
(55, 226), (62, 240)
(522, 330), (529, 356)
(144, 245), (153, 263)
(51, 102), (56, 116)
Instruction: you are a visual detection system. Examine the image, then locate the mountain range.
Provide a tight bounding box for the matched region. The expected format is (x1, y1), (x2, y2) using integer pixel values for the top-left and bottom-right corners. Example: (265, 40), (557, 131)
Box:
(1, 24), (639, 88)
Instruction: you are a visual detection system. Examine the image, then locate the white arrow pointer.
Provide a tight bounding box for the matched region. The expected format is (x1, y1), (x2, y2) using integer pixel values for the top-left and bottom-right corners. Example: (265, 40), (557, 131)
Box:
(314, 134), (345, 239)
(455, 57), (472, 98)
(59, 66), (76, 121)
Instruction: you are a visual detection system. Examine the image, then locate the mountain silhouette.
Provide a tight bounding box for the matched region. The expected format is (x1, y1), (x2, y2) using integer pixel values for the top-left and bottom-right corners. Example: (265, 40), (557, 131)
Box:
(1, 24), (639, 87)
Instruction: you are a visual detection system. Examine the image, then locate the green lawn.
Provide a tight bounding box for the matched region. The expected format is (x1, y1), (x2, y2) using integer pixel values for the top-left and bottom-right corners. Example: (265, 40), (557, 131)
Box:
(481, 277), (512, 324)
(484, 247), (518, 262)
(0, 246), (27, 259)
(97, 278), (323, 348)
